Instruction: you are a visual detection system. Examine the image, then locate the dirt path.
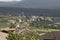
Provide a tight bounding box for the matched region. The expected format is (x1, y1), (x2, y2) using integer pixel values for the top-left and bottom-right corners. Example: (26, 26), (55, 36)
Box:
(0, 32), (8, 40)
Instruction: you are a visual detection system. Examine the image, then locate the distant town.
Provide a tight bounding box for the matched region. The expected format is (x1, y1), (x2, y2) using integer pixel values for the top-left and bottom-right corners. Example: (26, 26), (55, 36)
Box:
(0, 13), (60, 40)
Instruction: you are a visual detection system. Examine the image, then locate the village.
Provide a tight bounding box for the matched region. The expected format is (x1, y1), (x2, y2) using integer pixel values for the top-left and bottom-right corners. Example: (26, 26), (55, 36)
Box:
(0, 14), (60, 40)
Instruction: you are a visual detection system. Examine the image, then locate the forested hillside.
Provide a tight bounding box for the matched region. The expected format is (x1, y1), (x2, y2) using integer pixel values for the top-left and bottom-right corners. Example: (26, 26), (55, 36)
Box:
(0, 7), (60, 17)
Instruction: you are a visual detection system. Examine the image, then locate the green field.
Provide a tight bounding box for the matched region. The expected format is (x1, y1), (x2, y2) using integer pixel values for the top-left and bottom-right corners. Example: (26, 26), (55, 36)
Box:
(0, 15), (13, 28)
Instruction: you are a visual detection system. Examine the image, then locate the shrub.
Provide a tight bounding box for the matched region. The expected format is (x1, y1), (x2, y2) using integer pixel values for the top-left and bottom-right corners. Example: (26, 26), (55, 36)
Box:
(7, 32), (43, 40)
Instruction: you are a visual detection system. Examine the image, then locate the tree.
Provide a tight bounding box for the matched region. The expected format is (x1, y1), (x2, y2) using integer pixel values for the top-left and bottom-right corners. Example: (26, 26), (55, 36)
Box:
(7, 32), (23, 40)
(7, 32), (43, 40)
(10, 23), (16, 28)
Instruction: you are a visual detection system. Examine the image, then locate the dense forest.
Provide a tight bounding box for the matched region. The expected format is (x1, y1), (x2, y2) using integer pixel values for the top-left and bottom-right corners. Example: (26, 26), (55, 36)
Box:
(0, 7), (60, 17)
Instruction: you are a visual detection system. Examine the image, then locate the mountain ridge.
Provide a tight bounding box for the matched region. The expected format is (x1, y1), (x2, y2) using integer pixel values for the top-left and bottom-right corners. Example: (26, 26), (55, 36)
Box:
(0, 0), (60, 9)
(0, 7), (60, 17)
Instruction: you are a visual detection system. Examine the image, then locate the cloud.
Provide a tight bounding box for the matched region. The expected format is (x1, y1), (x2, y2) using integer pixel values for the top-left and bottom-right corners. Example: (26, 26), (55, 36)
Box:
(0, 0), (22, 2)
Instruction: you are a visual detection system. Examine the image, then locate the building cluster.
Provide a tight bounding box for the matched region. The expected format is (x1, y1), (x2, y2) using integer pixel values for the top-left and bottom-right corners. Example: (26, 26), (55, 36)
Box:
(8, 15), (55, 27)
(29, 16), (54, 22)
(7, 14), (56, 34)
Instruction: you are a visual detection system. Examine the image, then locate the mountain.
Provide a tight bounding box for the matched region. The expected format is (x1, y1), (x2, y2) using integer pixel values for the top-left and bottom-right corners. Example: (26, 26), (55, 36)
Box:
(0, 7), (60, 17)
(0, 0), (60, 9)
(0, 1), (19, 7)
(0, 0), (60, 17)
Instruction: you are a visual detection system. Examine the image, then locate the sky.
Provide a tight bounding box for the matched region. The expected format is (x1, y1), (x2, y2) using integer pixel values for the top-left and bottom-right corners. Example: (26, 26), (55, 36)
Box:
(0, 0), (22, 2)
(0, 0), (60, 8)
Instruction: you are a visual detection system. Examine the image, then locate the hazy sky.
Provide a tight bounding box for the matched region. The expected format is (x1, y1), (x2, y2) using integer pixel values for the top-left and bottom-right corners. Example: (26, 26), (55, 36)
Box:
(0, 0), (60, 8)
(0, 0), (22, 2)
